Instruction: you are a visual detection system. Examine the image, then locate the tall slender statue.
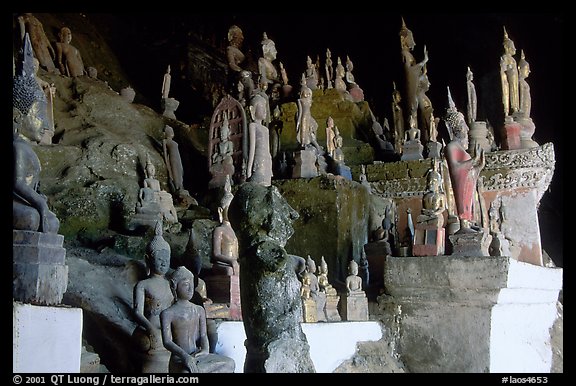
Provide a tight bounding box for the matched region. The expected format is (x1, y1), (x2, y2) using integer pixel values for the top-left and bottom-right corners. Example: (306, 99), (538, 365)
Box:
(392, 82), (404, 154)
(399, 18), (428, 130)
(416, 66), (433, 143)
(500, 27), (519, 117)
(247, 94), (273, 186)
(163, 125), (196, 206)
(516, 50), (538, 148)
(279, 62), (289, 85)
(13, 33), (59, 234)
(162, 65), (171, 100)
(325, 48), (333, 89)
(444, 88), (485, 233)
(163, 125), (184, 192)
(325, 116), (336, 157)
(518, 50), (531, 118)
(296, 85), (319, 149)
(466, 66), (477, 125)
(17, 13), (57, 73)
(55, 27), (85, 77)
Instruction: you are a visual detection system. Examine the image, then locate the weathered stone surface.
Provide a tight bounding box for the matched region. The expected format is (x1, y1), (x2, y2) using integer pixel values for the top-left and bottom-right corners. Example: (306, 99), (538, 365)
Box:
(340, 294), (369, 321)
(333, 323), (406, 373)
(13, 230), (68, 305)
(274, 176), (370, 284)
(229, 182), (315, 373)
(63, 248), (142, 373)
(324, 295), (341, 322)
(449, 230), (491, 257)
(292, 149), (318, 178)
(384, 255), (562, 373)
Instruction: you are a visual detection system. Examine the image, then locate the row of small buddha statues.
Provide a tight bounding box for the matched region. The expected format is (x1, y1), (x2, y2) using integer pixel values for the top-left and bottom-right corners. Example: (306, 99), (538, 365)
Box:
(300, 256), (368, 323)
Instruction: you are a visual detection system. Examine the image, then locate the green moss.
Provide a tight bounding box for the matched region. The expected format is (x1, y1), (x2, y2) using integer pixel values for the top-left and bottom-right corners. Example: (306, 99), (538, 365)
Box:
(407, 158), (434, 178)
(274, 175), (369, 283)
(278, 91), (374, 153)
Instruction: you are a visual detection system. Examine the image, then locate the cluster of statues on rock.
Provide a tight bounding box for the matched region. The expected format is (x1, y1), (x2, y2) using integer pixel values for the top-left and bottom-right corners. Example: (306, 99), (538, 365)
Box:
(299, 256), (368, 322)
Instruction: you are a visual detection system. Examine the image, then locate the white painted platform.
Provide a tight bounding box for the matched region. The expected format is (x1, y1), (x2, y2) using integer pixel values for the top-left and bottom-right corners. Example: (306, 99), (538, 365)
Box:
(215, 321), (382, 373)
(13, 302), (83, 373)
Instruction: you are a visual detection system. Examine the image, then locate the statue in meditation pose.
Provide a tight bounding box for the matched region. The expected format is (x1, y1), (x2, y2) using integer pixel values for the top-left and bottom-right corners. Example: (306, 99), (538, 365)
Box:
(160, 266), (235, 373)
(13, 33), (59, 234)
(132, 222), (174, 373)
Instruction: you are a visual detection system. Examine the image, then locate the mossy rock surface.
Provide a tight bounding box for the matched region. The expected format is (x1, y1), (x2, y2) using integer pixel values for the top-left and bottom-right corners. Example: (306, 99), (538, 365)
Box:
(277, 89), (373, 155)
(274, 175), (370, 283)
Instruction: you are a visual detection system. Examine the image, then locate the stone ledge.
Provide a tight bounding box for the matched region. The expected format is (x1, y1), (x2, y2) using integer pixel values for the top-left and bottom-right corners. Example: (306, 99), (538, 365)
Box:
(385, 256), (562, 304)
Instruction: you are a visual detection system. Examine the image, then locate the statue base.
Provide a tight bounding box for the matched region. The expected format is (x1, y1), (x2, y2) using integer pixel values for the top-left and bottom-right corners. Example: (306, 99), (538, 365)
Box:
(13, 230), (68, 306)
(468, 121), (491, 152)
(426, 141), (442, 159)
(302, 297), (318, 323)
(339, 293), (369, 321)
(141, 348), (171, 373)
(401, 140), (424, 161)
(413, 222), (445, 257)
(449, 229), (492, 257)
(203, 273), (241, 320)
(292, 149), (318, 178)
(324, 294), (341, 322)
(515, 116), (539, 149)
(13, 302), (82, 372)
(501, 118), (521, 150)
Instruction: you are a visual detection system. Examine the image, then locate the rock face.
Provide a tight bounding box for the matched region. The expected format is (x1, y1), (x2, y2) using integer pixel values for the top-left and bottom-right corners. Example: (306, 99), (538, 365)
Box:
(32, 71), (202, 246)
(229, 183), (315, 373)
(63, 247), (143, 373)
(275, 176), (370, 284)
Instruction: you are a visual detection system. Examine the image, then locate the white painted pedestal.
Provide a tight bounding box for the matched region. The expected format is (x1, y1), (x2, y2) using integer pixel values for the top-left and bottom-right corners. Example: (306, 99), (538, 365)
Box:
(13, 302), (83, 373)
(215, 321), (382, 373)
